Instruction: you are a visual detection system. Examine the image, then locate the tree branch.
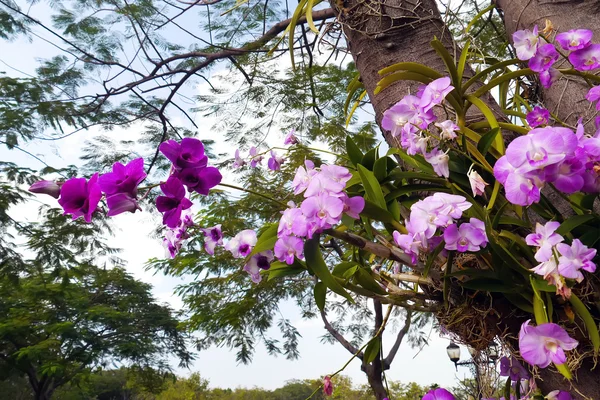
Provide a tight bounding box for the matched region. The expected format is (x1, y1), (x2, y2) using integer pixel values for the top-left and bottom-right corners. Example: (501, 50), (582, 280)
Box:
(319, 309), (363, 359)
(324, 229), (439, 279)
(383, 310), (411, 370)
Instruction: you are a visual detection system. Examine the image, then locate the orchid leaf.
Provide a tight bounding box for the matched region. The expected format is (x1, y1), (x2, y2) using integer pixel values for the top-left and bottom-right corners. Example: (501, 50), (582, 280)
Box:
(346, 136), (364, 166)
(355, 268), (387, 295)
(314, 281), (326, 311)
(364, 337), (381, 364)
(248, 223), (278, 257)
(304, 237), (354, 303)
(556, 214), (597, 236)
(569, 293), (600, 354)
(357, 164), (387, 210)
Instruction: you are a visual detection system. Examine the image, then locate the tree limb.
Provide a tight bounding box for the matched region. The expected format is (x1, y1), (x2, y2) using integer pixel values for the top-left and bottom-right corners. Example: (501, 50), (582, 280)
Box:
(383, 310), (411, 370)
(319, 309), (363, 359)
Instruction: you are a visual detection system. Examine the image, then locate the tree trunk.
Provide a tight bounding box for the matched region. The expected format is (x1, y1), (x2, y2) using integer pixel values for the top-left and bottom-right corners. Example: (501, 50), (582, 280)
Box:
(362, 299), (388, 400)
(495, 0), (600, 129)
(330, 0), (599, 398)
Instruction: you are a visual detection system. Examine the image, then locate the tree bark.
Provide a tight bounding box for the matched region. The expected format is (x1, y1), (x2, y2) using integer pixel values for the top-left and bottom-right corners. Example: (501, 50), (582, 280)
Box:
(495, 0), (600, 129)
(361, 299), (387, 400)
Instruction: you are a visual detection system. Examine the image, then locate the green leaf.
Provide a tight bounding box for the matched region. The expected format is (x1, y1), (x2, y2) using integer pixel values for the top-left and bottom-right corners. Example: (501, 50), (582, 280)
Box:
(378, 62), (443, 79)
(457, 40), (471, 83)
(304, 237), (354, 303)
(314, 282), (326, 311)
(531, 277), (549, 325)
(357, 164), (387, 210)
(355, 268), (387, 295)
(361, 146), (379, 170)
(332, 261), (359, 277)
(386, 184), (449, 201)
(248, 223), (278, 257)
(430, 39), (460, 93)
(530, 278), (556, 293)
(373, 157), (388, 182)
(503, 293), (534, 313)
(346, 136), (364, 166)
(363, 337), (381, 364)
(556, 214), (597, 236)
(461, 278), (516, 293)
(476, 127), (501, 156)
(569, 294), (600, 354)
(361, 200), (394, 223)
(387, 199), (401, 222)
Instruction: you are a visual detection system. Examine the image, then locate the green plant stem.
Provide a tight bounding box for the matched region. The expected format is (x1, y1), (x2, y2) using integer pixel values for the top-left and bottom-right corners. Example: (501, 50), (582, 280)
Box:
(218, 182), (288, 207)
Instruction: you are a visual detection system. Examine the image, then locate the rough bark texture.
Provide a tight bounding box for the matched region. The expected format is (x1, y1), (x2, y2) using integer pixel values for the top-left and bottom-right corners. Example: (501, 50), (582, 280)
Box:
(330, 0), (600, 398)
(495, 0), (600, 129)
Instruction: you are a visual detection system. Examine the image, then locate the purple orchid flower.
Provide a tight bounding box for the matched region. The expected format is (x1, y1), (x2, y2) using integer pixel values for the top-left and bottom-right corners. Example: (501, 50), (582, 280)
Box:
(468, 165), (488, 197)
(552, 156), (585, 193)
(526, 106), (550, 128)
(292, 161), (318, 195)
(419, 77), (454, 112)
(435, 120), (459, 140)
(200, 224), (223, 255)
(393, 231), (421, 265)
(323, 376), (333, 396)
(249, 146), (263, 168)
(304, 164), (352, 197)
(432, 192), (472, 219)
(539, 67), (561, 89)
(224, 229), (257, 258)
(547, 391), (573, 400)
(274, 235), (304, 265)
(178, 166), (222, 195)
(267, 150), (285, 171)
(98, 158), (146, 197)
(443, 218), (488, 252)
(586, 86), (600, 110)
(105, 193), (141, 217)
(525, 221), (564, 262)
(382, 98), (419, 137)
(300, 194), (344, 230)
(513, 26), (539, 60)
(499, 356), (530, 382)
(422, 388), (455, 400)
(557, 238), (597, 282)
(155, 176), (193, 229)
(29, 180), (61, 199)
(232, 149), (246, 169)
(284, 129), (299, 145)
(518, 320), (578, 367)
(340, 194), (365, 219)
(556, 29), (593, 51)
(425, 148), (450, 178)
(529, 43), (559, 72)
(58, 174), (102, 223)
(244, 250), (274, 283)
(159, 138), (208, 170)
(163, 230), (182, 259)
(569, 44), (600, 71)
(278, 207), (303, 238)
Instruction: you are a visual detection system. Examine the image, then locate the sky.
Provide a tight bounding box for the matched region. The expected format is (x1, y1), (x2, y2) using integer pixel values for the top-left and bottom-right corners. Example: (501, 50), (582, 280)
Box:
(0, 0), (479, 391)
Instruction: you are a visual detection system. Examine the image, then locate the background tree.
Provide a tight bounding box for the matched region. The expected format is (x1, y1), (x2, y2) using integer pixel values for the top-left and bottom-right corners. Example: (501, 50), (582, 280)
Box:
(0, 261), (192, 400)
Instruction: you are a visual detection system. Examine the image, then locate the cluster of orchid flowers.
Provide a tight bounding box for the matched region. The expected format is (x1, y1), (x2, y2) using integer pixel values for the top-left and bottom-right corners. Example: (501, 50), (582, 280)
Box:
(526, 221), (597, 298)
(493, 116), (600, 206)
(513, 26), (599, 88)
(274, 161), (365, 264)
(381, 76), (458, 179)
(232, 130), (298, 170)
(392, 193), (488, 264)
(29, 157), (148, 222)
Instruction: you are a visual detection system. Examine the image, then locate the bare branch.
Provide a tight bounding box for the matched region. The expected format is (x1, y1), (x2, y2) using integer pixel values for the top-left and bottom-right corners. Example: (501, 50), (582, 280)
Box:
(383, 311), (411, 369)
(324, 229), (440, 280)
(320, 309), (363, 359)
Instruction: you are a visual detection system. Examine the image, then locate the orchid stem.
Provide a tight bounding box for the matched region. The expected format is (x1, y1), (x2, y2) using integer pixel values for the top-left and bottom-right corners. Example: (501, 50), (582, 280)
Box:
(217, 182), (287, 207)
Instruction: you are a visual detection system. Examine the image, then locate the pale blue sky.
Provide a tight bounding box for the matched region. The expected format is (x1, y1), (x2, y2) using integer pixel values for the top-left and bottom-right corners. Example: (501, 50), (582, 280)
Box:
(0, 0), (477, 391)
